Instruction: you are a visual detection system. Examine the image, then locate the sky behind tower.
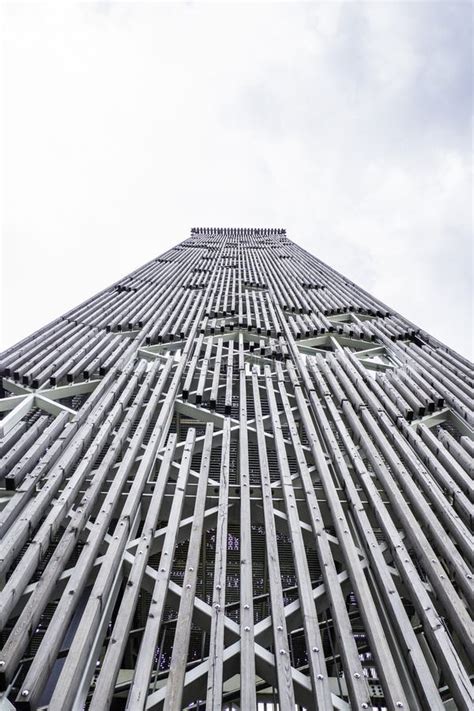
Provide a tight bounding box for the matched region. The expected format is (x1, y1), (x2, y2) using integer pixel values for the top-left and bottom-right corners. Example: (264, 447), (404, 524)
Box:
(1, 1), (472, 357)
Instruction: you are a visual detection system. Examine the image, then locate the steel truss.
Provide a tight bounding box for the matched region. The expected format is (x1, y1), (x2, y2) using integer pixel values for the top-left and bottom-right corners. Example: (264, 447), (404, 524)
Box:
(0, 227), (472, 711)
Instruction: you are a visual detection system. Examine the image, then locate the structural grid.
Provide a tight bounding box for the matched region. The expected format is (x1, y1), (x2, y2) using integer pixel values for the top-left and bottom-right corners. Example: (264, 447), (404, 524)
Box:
(0, 227), (472, 711)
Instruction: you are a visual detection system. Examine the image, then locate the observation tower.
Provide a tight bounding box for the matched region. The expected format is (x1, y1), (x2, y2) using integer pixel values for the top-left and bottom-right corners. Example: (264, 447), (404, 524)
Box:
(0, 228), (471, 711)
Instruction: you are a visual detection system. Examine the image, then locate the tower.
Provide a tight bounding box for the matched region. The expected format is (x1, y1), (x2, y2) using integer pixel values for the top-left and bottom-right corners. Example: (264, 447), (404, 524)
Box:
(0, 228), (471, 710)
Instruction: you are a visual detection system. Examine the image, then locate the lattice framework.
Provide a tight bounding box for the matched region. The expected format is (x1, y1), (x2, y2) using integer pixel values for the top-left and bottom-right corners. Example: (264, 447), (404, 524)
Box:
(0, 228), (472, 711)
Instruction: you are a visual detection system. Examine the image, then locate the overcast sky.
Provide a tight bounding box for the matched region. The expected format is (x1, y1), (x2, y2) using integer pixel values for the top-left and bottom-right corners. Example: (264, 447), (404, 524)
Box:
(1, 2), (472, 358)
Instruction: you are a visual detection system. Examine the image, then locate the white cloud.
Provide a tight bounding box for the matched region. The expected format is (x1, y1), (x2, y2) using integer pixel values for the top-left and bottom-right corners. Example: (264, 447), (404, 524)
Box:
(1, 1), (472, 357)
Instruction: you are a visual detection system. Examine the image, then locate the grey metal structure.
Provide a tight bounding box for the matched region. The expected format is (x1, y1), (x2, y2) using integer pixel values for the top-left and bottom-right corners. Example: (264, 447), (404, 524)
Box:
(0, 227), (471, 711)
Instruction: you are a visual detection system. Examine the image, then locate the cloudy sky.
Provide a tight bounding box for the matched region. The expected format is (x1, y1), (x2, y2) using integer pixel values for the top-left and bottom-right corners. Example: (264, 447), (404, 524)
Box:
(1, 1), (472, 357)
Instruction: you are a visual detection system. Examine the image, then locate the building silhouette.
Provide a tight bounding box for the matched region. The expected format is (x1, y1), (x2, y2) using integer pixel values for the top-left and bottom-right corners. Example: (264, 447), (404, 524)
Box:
(0, 228), (471, 711)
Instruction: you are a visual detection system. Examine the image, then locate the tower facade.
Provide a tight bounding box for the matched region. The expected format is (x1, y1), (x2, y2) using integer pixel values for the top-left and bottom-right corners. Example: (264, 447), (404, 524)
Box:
(0, 228), (471, 711)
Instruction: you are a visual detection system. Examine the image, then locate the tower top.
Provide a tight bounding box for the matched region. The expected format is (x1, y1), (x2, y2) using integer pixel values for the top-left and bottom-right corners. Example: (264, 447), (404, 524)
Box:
(190, 226), (286, 237)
